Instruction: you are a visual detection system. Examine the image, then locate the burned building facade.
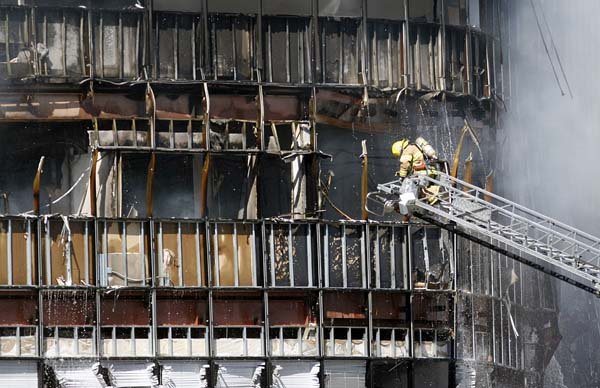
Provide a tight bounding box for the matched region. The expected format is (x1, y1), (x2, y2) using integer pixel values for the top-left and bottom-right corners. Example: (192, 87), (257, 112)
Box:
(0, 0), (559, 387)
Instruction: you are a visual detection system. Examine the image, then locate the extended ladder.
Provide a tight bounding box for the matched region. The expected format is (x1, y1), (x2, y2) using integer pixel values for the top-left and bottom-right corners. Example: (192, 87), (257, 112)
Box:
(369, 172), (600, 296)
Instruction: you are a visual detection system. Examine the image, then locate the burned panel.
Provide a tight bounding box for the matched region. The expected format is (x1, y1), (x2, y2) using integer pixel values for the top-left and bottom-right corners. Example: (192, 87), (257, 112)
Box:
(154, 11), (201, 80)
(91, 8), (143, 79)
(367, 20), (406, 89)
(444, 26), (468, 93)
(207, 14), (256, 81)
(266, 223), (316, 287)
(369, 224), (408, 289)
(322, 223), (367, 288)
(35, 6), (90, 77)
(318, 18), (361, 84)
(0, 7), (33, 79)
(412, 292), (453, 358)
(408, 23), (441, 90)
(411, 226), (453, 290)
(263, 16), (311, 84)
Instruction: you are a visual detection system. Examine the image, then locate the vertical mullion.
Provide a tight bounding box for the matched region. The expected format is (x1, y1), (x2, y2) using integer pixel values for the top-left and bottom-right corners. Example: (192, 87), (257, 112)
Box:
(360, 225), (366, 288)
(174, 15), (179, 79)
(213, 223), (220, 287)
(177, 222), (184, 286)
(231, 19), (237, 80)
(323, 225), (329, 287)
(7, 219), (12, 285)
(341, 225), (347, 287)
(158, 222), (165, 286)
(232, 223), (239, 287)
(118, 12), (123, 79)
(121, 221), (128, 286)
(250, 224), (257, 286)
(84, 221), (90, 284)
(62, 11), (67, 76)
(375, 226), (380, 288)
(269, 224), (276, 286)
(307, 225), (313, 287)
(390, 227), (396, 289)
(285, 18), (291, 83)
(26, 220), (32, 285)
(195, 222), (202, 286)
(288, 224), (294, 287)
(140, 221), (146, 286)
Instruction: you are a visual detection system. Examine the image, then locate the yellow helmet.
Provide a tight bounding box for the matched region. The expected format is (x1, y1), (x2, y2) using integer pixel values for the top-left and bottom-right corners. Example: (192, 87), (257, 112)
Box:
(392, 139), (409, 156)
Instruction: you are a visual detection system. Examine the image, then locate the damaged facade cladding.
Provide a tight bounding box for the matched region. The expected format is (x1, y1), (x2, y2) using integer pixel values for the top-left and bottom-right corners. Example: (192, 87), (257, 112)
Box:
(0, 0), (558, 388)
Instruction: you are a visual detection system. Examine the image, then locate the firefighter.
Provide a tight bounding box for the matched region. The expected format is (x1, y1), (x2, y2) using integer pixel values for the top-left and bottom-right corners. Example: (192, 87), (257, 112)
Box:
(391, 137), (440, 204)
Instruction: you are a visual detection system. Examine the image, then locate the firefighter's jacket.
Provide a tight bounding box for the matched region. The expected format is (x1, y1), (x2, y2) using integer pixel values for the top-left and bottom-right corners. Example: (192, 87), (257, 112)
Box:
(398, 144), (427, 178)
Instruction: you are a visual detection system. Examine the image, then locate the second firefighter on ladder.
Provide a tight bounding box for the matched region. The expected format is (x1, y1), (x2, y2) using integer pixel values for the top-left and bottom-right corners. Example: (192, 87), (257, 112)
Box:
(391, 137), (441, 204)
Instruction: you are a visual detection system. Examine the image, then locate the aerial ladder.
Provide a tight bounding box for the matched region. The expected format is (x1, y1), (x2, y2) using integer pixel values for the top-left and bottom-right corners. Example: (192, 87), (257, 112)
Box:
(366, 171), (600, 296)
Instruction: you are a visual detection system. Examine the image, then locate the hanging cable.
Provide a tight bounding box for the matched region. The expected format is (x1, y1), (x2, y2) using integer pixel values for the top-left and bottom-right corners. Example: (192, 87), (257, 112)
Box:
(535, 0), (573, 98)
(529, 0), (565, 96)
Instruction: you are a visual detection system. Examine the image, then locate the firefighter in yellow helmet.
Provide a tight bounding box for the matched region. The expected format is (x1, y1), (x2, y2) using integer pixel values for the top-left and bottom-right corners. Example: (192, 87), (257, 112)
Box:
(391, 137), (440, 204)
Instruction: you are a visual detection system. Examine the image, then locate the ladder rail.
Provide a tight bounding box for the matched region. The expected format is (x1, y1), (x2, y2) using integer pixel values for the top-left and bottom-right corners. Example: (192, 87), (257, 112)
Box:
(430, 172), (600, 246)
(416, 174), (600, 267)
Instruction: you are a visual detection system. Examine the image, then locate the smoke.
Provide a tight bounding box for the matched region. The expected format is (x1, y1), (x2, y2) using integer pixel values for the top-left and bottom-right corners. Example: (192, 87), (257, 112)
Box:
(500, 1), (600, 386)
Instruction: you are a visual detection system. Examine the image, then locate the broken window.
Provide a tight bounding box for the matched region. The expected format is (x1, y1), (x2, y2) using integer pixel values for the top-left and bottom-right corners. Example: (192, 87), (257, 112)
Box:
(91, 118), (152, 149)
(318, 18), (361, 84)
(0, 293), (37, 357)
(322, 223), (367, 288)
(97, 220), (150, 287)
(155, 12), (201, 80)
(0, 217), (36, 286)
(43, 290), (95, 357)
(209, 120), (259, 150)
(45, 360), (106, 388)
(268, 292), (318, 356)
(42, 217), (94, 286)
(471, 32), (490, 98)
(155, 221), (207, 287)
(156, 292), (208, 357)
(207, 156), (258, 219)
(411, 226), (453, 290)
(91, 9), (143, 79)
(266, 223), (316, 287)
(100, 293), (152, 357)
(209, 222), (260, 287)
(372, 293), (409, 357)
(263, 16), (311, 84)
(323, 360), (366, 388)
(156, 119), (205, 150)
(412, 292), (453, 358)
(370, 225), (407, 289)
(0, 7), (33, 78)
(263, 121), (313, 153)
(444, 26), (467, 92)
(367, 20), (406, 88)
(212, 293), (264, 357)
(323, 292), (367, 357)
(35, 7), (90, 77)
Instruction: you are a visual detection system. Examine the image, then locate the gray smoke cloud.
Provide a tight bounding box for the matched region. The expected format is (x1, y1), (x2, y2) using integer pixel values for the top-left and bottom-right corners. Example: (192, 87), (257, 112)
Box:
(500, 1), (600, 386)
